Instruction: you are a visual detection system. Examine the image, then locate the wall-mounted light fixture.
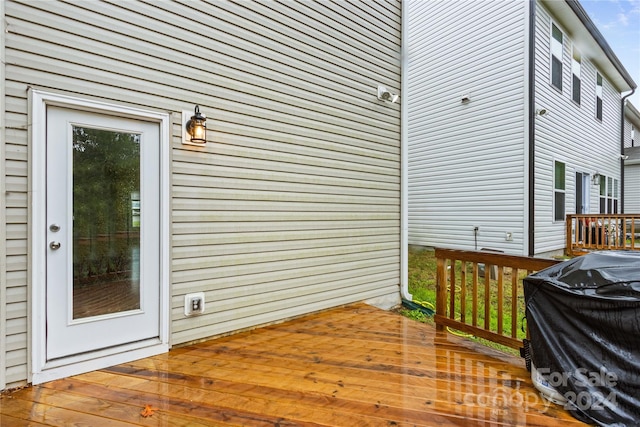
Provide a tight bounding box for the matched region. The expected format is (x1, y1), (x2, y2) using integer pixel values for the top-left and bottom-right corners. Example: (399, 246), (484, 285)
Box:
(620, 154), (629, 160)
(182, 105), (207, 145)
(535, 108), (549, 117)
(377, 85), (399, 103)
(592, 172), (601, 185)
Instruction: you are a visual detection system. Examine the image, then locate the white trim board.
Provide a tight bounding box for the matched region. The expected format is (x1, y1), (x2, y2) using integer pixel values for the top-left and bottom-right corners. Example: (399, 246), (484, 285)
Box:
(0, 0), (7, 391)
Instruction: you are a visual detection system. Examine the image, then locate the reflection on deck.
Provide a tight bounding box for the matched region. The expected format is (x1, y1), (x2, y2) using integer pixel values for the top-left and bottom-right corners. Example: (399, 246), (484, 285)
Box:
(0, 303), (584, 426)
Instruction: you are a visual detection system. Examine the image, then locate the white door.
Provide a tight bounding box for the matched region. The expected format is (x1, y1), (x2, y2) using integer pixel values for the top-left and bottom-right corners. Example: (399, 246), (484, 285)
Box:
(46, 106), (161, 360)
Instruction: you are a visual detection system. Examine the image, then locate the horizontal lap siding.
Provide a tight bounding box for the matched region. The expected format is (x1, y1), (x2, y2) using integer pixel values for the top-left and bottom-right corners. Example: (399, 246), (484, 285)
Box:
(0, 0), (5, 391)
(407, 0), (527, 255)
(626, 165), (640, 213)
(2, 0), (401, 385)
(4, 76), (29, 385)
(623, 114), (634, 149)
(534, 2), (622, 254)
(624, 113), (640, 212)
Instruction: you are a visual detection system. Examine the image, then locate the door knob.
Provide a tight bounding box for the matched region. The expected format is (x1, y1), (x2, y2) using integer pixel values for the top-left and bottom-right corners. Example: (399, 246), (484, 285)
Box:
(49, 241), (61, 250)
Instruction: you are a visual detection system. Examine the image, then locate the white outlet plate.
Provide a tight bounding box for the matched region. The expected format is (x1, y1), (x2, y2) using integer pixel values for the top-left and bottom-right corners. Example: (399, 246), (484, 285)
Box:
(184, 292), (205, 316)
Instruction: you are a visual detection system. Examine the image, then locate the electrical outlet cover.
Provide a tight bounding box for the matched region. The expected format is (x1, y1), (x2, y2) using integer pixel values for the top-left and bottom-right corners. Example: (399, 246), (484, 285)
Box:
(184, 292), (205, 316)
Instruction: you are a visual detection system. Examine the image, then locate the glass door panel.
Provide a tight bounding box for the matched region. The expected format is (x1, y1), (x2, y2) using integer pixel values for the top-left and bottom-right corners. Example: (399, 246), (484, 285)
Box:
(72, 127), (141, 319)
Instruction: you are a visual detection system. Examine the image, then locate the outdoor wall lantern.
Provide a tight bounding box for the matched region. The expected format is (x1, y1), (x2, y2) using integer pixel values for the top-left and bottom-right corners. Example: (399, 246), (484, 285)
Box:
(592, 173), (601, 185)
(183, 105), (207, 145)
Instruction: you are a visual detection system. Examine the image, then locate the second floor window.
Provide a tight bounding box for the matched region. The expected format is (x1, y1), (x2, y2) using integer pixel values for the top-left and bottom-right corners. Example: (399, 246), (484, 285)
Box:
(596, 73), (603, 121)
(572, 50), (581, 104)
(551, 24), (563, 91)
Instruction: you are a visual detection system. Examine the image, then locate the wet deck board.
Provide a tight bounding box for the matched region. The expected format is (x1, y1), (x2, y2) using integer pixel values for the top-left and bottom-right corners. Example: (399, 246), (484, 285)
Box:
(0, 303), (585, 426)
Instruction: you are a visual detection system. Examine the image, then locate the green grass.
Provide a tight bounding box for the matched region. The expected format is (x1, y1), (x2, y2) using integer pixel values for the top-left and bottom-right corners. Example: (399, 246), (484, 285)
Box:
(407, 246), (438, 305)
(397, 246), (438, 325)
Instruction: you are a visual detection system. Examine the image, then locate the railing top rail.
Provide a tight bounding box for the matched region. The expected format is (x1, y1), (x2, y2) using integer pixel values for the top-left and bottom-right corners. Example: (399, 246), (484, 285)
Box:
(435, 248), (561, 271)
(568, 214), (640, 219)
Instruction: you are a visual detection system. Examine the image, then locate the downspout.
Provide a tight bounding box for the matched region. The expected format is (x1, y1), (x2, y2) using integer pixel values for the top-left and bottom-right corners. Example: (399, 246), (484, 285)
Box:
(400, 0), (411, 301)
(620, 89), (636, 213)
(527, 0), (536, 257)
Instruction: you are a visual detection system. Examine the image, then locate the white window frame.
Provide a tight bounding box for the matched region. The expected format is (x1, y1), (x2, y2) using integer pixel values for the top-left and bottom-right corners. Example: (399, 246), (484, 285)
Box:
(598, 175), (619, 214)
(596, 72), (603, 121)
(553, 160), (566, 222)
(571, 48), (581, 105)
(550, 23), (564, 92)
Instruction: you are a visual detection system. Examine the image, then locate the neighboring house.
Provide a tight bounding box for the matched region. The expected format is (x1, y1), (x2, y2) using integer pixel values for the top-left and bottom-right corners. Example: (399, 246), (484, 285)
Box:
(623, 102), (640, 213)
(0, 0), (403, 390)
(407, 0), (636, 256)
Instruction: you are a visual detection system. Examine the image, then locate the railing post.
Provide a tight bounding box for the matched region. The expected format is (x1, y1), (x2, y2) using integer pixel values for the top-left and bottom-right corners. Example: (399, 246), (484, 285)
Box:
(435, 256), (447, 332)
(566, 215), (573, 256)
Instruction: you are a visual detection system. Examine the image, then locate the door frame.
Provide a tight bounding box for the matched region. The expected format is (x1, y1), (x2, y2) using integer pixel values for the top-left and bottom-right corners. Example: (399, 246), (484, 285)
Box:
(575, 171), (591, 214)
(29, 90), (170, 384)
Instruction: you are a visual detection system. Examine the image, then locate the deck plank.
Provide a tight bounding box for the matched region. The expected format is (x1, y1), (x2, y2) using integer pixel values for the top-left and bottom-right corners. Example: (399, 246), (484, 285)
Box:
(0, 303), (586, 426)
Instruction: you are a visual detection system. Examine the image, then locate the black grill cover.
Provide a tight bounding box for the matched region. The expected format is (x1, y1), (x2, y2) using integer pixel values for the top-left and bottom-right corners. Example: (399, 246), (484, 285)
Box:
(524, 251), (640, 426)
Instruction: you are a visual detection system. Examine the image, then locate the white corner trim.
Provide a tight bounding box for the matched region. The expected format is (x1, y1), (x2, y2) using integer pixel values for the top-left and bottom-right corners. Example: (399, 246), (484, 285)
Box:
(29, 90), (171, 384)
(523, 0), (532, 256)
(400, 0), (411, 301)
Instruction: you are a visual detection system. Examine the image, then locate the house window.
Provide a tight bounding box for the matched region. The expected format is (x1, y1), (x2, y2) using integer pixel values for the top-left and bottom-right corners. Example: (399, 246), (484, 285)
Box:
(599, 175), (619, 213)
(596, 73), (603, 121)
(551, 24), (563, 91)
(572, 50), (581, 104)
(554, 161), (566, 221)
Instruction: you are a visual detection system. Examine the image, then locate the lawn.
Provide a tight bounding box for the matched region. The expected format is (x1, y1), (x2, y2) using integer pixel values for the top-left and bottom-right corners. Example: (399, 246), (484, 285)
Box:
(399, 246), (438, 323)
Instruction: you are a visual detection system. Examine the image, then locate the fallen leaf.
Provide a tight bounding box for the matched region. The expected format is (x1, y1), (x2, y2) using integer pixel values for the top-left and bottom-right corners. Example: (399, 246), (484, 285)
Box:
(140, 404), (159, 417)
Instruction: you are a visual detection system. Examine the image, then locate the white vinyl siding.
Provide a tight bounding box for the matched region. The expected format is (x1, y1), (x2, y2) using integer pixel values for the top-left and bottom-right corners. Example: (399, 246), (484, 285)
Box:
(407, 0), (528, 255)
(534, 1), (623, 254)
(624, 107), (640, 213)
(0, 0), (6, 391)
(625, 164), (640, 212)
(2, 0), (401, 388)
(623, 105), (640, 149)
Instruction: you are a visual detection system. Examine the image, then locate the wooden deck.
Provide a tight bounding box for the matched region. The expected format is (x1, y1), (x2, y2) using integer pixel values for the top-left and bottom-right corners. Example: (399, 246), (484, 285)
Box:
(0, 303), (585, 426)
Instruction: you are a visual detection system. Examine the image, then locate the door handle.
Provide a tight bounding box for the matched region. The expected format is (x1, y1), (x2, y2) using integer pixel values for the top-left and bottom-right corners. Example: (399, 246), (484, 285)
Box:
(49, 241), (61, 250)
